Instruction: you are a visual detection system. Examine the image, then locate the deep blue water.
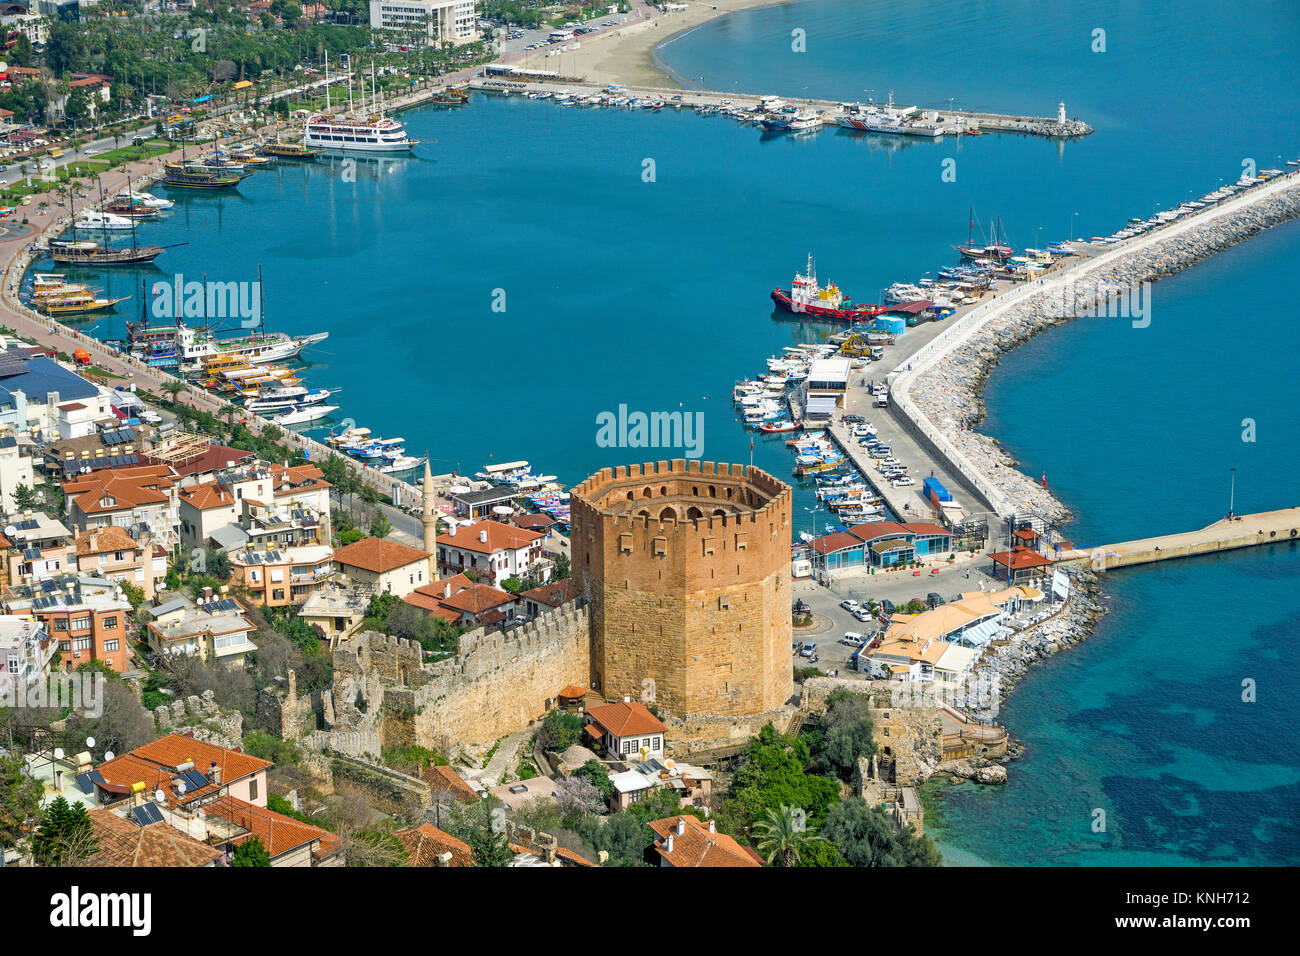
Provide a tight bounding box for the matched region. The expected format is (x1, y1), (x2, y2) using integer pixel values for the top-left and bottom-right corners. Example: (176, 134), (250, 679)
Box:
(33, 0), (1300, 864)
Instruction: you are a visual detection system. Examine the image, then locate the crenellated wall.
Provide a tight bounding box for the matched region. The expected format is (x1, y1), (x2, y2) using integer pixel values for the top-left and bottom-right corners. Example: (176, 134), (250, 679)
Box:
(572, 460), (794, 719)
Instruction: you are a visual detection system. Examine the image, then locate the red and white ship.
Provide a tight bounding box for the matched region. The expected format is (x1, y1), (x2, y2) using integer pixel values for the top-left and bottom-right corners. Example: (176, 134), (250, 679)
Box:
(771, 254), (885, 322)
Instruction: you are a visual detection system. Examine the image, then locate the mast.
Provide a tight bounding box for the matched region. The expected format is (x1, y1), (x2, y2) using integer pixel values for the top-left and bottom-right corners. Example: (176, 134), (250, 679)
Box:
(325, 51), (331, 111)
(258, 263), (265, 336)
(371, 60), (377, 116)
(967, 204), (974, 246)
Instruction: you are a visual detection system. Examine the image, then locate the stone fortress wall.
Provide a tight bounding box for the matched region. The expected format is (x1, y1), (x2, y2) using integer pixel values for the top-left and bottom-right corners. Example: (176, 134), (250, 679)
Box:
(570, 460), (794, 719)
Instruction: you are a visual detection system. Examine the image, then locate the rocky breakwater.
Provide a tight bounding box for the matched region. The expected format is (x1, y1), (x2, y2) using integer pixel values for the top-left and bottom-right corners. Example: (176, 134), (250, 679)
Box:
(909, 179), (1300, 525)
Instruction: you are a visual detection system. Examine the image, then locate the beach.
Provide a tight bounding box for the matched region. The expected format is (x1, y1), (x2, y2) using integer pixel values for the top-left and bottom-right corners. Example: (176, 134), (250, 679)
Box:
(534, 0), (794, 89)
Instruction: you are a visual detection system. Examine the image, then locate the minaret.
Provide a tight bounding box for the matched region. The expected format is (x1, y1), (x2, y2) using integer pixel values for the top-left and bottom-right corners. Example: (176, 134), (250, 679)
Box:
(421, 459), (438, 580)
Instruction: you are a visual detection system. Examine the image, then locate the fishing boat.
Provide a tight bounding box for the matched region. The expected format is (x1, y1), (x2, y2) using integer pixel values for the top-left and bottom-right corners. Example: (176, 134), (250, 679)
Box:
(771, 254), (885, 321)
(273, 405), (338, 427)
(759, 420), (800, 433)
(327, 425), (372, 448)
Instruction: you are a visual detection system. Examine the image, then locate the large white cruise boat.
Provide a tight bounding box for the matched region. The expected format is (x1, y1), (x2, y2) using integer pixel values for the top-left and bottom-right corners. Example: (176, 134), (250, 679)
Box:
(303, 113), (416, 153)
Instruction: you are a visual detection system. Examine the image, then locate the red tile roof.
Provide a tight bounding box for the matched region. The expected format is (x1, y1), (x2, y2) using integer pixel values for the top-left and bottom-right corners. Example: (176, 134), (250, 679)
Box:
(585, 700), (667, 739)
(333, 536), (430, 574)
(519, 578), (571, 608)
(63, 464), (176, 515)
(439, 583), (515, 615)
(648, 816), (761, 867)
(141, 443), (254, 478)
(903, 522), (952, 537)
(437, 520), (544, 556)
(990, 547), (1053, 570)
(845, 521), (911, 541)
(395, 823), (475, 866)
(95, 733), (271, 806)
(85, 808), (223, 867)
(74, 525), (140, 556)
(178, 480), (236, 511)
(205, 795), (335, 860)
(419, 764), (480, 803)
(811, 531), (862, 556)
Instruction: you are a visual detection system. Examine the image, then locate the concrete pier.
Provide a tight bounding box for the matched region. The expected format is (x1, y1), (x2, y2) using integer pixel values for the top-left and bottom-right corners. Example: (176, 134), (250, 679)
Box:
(470, 77), (1093, 138)
(1057, 509), (1300, 571)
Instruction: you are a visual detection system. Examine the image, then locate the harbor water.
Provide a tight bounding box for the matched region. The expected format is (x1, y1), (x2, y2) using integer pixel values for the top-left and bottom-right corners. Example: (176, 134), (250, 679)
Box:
(34, 0), (1300, 864)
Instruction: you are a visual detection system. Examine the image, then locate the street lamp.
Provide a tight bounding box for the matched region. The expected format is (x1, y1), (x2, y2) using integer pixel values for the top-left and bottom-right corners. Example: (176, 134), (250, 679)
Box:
(1069, 211), (1079, 241)
(1228, 467), (1236, 519)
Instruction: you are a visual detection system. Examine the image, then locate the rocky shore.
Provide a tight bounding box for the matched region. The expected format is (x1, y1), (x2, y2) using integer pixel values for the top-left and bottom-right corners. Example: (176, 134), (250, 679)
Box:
(905, 179), (1300, 757)
(910, 180), (1300, 526)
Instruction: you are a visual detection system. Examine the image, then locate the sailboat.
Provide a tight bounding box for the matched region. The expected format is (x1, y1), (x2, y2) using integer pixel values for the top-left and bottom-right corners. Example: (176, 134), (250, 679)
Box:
(956, 206), (1014, 261)
(50, 176), (171, 265)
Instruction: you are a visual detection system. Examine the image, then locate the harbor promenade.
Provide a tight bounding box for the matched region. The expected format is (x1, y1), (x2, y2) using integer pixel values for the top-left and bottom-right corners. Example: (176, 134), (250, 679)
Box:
(0, 144), (428, 513)
(1057, 508), (1300, 571)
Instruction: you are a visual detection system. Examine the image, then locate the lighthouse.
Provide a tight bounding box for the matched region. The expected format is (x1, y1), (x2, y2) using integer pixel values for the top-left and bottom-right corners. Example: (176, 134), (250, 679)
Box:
(1058, 101), (1067, 123)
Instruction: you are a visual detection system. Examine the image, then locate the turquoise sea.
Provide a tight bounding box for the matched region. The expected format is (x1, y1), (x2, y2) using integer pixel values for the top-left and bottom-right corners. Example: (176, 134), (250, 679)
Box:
(34, 0), (1300, 863)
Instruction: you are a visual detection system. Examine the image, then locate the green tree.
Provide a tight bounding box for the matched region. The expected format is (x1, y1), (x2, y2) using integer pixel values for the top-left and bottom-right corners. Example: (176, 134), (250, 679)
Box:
(369, 511), (392, 540)
(31, 796), (99, 866)
(464, 800), (513, 867)
(573, 759), (613, 800)
(752, 804), (827, 867)
(815, 688), (878, 782)
(821, 797), (942, 867)
(45, 22), (90, 76)
(536, 709), (583, 753)
(0, 752), (44, 861)
(11, 33), (33, 68)
(552, 552), (571, 580)
(11, 484), (40, 511)
(119, 581), (146, 609)
(231, 835), (271, 866)
(721, 724), (840, 836)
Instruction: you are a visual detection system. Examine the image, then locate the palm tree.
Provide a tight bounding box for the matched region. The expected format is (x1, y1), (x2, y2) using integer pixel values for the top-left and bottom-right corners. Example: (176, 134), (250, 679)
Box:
(753, 805), (826, 867)
(163, 381), (185, 406)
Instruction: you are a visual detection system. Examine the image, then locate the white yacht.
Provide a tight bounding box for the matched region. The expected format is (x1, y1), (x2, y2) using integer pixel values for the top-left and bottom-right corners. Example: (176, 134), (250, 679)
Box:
(75, 210), (135, 231)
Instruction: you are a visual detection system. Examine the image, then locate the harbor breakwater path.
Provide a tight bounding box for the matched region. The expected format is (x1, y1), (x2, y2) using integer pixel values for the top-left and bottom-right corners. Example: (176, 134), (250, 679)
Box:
(886, 168), (1300, 527)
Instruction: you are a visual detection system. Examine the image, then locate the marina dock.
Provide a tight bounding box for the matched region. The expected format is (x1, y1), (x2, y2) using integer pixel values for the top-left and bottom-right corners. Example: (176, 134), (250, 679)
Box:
(1056, 508), (1300, 571)
(470, 77), (1093, 138)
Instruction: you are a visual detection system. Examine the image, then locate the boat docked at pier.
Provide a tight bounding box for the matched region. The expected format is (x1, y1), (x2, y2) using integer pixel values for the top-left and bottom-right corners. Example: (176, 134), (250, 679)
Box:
(258, 140), (322, 160)
(47, 238), (167, 266)
(771, 255), (885, 321)
(956, 207), (1014, 261)
(304, 113), (415, 153)
(162, 160), (251, 189)
(74, 210), (135, 231)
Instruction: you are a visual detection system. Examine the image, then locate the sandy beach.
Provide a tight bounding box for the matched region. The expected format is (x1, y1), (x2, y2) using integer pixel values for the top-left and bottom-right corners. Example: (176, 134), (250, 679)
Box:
(516, 0), (795, 90)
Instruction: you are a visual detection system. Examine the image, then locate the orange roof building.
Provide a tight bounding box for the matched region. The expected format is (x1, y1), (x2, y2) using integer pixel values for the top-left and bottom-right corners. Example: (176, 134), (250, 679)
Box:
(584, 700), (668, 760)
(93, 733), (272, 808)
(204, 795), (342, 866)
(648, 815), (762, 868)
(333, 536), (433, 598)
(436, 520), (548, 589)
(419, 763), (481, 804)
(395, 823), (476, 867)
(85, 807), (223, 867)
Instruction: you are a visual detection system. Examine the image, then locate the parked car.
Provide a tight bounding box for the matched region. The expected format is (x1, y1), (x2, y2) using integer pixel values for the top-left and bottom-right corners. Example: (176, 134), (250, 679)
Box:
(839, 599), (861, 613)
(852, 608), (874, 623)
(880, 599), (896, 615)
(839, 632), (866, 646)
(843, 414), (865, 424)
(927, 592), (946, 609)
(799, 642), (818, 658)
(893, 476), (915, 487)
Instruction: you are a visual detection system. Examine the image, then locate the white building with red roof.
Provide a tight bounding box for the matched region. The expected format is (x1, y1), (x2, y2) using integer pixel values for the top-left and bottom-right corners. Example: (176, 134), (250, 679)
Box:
(436, 519), (549, 588)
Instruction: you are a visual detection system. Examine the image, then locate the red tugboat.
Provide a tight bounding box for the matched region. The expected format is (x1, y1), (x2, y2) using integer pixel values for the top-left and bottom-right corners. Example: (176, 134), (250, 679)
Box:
(771, 254), (886, 322)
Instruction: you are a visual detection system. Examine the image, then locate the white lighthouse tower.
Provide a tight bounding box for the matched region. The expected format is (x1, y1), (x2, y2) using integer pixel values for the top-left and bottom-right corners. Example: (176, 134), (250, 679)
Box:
(1058, 101), (1067, 123)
